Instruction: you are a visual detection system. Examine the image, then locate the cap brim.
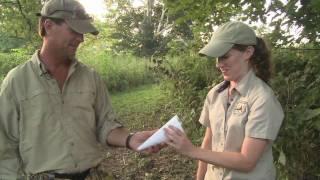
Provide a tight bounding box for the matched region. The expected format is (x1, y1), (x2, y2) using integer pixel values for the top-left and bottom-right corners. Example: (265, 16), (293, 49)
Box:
(66, 19), (99, 35)
(199, 40), (233, 58)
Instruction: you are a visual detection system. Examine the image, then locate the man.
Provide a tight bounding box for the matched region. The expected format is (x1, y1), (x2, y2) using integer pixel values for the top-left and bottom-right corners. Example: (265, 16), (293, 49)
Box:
(0, 0), (160, 179)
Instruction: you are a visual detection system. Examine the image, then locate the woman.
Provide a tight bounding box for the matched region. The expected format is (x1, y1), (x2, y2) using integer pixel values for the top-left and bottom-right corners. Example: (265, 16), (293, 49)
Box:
(164, 21), (284, 180)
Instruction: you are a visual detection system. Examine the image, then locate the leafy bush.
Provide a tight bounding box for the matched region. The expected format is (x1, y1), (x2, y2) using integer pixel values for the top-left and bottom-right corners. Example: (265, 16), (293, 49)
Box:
(153, 51), (222, 144)
(272, 49), (320, 179)
(0, 49), (30, 84)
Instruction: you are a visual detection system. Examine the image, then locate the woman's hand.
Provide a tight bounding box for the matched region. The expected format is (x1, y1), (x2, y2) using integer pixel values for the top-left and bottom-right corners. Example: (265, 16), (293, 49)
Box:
(164, 125), (196, 156)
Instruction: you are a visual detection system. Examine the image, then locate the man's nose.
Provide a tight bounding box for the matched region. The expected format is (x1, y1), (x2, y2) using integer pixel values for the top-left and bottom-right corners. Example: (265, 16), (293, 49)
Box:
(73, 32), (84, 43)
(76, 33), (84, 43)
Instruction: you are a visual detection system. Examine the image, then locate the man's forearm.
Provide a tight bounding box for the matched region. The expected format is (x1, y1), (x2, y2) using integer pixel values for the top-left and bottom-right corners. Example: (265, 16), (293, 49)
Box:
(106, 127), (130, 147)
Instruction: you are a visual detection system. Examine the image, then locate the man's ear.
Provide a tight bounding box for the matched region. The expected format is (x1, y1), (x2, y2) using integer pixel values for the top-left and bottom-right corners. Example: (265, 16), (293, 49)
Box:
(43, 19), (54, 34)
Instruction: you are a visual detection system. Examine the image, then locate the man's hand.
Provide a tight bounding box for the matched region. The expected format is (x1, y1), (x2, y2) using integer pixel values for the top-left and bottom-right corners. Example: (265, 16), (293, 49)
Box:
(129, 130), (166, 153)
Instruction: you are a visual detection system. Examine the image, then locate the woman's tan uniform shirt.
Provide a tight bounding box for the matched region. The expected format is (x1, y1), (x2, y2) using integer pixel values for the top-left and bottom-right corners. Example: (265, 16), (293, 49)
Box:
(0, 51), (122, 179)
(199, 70), (284, 180)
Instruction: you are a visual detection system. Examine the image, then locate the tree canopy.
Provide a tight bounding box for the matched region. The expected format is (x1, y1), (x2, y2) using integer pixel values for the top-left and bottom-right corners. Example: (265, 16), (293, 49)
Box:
(0, 0), (42, 51)
(0, 0), (319, 53)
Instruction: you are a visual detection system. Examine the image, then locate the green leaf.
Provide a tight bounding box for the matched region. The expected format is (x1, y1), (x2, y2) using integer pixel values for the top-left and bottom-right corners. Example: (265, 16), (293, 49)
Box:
(304, 108), (320, 120)
(315, 119), (320, 131)
(278, 150), (286, 165)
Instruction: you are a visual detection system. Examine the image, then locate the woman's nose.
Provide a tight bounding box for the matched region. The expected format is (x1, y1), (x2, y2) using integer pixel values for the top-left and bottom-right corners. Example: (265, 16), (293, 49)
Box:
(216, 58), (223, 67)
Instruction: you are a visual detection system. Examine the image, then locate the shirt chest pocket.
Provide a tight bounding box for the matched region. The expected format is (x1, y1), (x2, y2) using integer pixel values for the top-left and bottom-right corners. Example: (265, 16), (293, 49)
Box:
(229, 100), (250, 127)
(20, 90), (60, 148)
(21, 89), (54, 125)
(67, 90), (95, 109)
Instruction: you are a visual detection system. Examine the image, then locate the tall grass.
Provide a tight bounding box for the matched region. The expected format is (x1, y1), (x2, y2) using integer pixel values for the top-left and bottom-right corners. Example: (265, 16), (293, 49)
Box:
(0, 47), (157, 92)
(78, 48), (157, 92)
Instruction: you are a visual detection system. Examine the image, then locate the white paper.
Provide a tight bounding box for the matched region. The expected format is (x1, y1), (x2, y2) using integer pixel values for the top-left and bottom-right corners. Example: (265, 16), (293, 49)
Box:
(137, 115), (184, 151)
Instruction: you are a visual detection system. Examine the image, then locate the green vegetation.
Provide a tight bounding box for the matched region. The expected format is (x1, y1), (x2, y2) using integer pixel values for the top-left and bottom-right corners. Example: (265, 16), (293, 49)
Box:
(272, 50), (320, 179)
(1, 0), (320, 179)
(0, 49), (157, 92)
(78, 49), (157, 92)
(3, 46), (318, 179)
(111, 83), (171, 130)
(107, 83), (196, 180)
(0, 49), (30, 83)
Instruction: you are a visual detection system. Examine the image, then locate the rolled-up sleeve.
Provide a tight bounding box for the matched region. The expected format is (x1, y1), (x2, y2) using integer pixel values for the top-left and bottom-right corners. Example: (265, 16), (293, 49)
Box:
(199, 95), (210, 127)
(0, 80), (21, 178)
(199, 88), (217, 127)
(93, 73), (122, 146)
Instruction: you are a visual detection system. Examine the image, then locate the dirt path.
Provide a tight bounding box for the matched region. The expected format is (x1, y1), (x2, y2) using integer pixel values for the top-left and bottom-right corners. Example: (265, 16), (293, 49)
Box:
(101, 147), (196, 180)
(106, 84), (198, 179)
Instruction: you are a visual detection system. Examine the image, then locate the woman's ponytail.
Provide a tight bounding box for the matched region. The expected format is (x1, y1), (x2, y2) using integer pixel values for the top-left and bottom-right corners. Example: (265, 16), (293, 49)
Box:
(250, 37), (272, 84)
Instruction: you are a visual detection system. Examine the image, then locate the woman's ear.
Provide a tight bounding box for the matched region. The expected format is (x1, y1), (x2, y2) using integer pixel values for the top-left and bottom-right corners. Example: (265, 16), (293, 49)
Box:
(244, 46), (255, 61)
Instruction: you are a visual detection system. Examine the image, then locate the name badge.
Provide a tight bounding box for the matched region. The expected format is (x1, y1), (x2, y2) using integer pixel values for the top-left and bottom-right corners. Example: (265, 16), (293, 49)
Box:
(233, 101), (247, 114)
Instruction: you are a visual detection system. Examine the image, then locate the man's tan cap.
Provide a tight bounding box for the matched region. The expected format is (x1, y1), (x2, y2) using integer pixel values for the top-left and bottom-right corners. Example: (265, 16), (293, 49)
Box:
(199, 21), (256, 57)
(37, 0), (99, 35)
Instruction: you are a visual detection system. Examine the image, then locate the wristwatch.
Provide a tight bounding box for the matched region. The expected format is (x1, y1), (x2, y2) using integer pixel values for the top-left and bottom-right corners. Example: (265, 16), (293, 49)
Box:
(125, 133), (135, 150)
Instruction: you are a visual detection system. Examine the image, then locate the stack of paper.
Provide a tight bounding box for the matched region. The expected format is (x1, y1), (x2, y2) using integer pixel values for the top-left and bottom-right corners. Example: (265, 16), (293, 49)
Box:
(137, 115), (184, 151)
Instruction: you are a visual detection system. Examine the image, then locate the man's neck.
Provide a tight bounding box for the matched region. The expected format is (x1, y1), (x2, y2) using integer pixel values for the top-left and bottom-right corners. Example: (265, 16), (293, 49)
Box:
(39, 46), (72, 71)
(39, 47), (73, 91)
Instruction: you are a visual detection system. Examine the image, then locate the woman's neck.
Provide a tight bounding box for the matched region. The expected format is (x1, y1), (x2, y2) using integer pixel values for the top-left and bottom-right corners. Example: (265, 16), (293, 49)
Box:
(229, 68), (251, 89)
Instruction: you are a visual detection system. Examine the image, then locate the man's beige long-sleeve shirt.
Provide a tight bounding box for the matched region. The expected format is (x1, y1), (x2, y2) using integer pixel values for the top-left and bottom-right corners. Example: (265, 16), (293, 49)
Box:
(0, 51), (122, 179)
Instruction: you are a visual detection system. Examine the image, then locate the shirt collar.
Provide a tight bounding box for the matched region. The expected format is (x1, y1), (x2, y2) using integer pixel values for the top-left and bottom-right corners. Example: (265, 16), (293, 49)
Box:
(30, 50), (46, 76)
(234, 69), (255, 96)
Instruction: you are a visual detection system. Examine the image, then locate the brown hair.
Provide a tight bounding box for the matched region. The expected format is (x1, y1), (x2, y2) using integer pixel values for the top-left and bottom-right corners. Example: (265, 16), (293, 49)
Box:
(38, 17), (65, 37)
(232, 37), (272, 84)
